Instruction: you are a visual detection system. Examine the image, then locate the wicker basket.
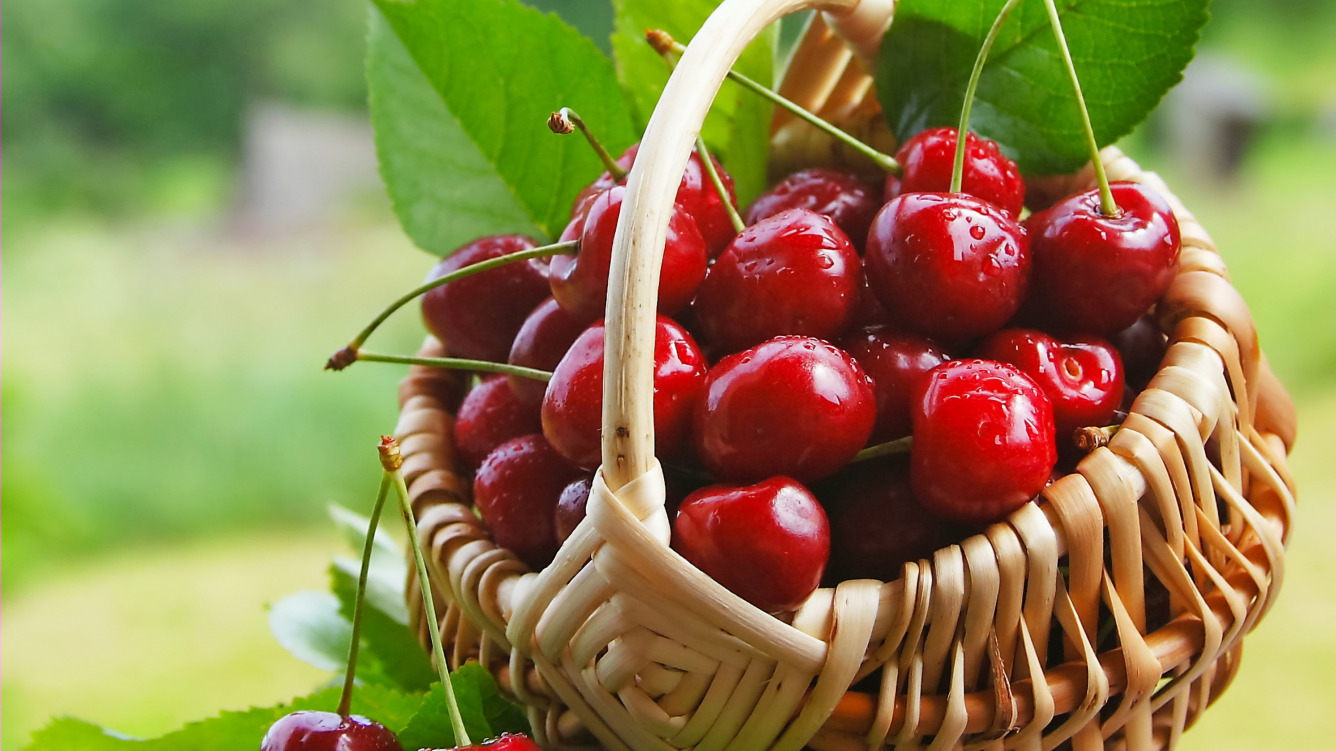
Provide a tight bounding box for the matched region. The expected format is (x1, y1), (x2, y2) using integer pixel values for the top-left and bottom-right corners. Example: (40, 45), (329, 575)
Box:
(394, 1), (1298, 748)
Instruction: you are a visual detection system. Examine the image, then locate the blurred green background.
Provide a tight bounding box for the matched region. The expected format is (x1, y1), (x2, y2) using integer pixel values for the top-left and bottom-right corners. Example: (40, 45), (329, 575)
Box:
(4, 0), (1336, 748)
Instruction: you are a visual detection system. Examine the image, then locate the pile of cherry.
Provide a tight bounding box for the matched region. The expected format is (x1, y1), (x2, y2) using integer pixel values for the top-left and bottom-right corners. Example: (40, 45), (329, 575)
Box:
(426, 126), (1179, 616)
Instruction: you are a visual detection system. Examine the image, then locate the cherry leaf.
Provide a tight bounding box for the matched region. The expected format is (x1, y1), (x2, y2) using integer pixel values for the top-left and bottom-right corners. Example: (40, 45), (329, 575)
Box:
(368, 0), (636, 254)
(876, 0), (1209, 174)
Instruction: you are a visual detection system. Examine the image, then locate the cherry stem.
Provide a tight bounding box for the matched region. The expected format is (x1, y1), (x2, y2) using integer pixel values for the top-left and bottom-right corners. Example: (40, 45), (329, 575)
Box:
(336, 473), (393, 718)
(951, 0), (1024, 194)
(351, 352), (552, 382)
(1040, 0), (1118, 217)
(1073, 424), (1119, 452)
(327, 240), (578, 370)
(549, 107), (626, 180)
(697, 134), (746, 234)
(648, 30), (901, 175)
(381, 436), (473, 748)
(850, 435), (914, 463)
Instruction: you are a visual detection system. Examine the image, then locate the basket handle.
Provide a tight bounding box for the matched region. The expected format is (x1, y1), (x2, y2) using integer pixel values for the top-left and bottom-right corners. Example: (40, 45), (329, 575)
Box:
(599, 0), (881, 491)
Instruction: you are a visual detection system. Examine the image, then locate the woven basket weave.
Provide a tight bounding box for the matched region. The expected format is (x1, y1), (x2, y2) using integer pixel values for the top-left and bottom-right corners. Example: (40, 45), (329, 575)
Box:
(394, 1), (1298, 748)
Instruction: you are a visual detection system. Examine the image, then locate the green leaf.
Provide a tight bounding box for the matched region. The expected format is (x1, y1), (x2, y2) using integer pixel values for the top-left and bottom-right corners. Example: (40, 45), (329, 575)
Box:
(330, 561), (437, 692)
(397, 663), (531, 749)
(328, 503), (410, 624)
(611, 0), (776, 203)
(368, 0), (636, 255)
(268, 590), (354, 673)
(23, 718), (142, 750)
(875, 0), (1209, 174)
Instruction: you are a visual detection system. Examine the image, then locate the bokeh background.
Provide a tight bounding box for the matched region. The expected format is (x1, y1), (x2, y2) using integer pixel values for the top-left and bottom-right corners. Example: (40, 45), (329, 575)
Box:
(5, 0), (1336, 748)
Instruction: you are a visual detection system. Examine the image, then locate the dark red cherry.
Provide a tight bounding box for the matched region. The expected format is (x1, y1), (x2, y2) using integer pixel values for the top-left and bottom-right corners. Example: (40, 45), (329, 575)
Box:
(672, 477), (829, 613)
(865, 192), (1029, 340)
(817, 458), (963, 582)
(474, 434), (583, 569)
(744, 169), (881, 252)
(421, 236), (552, 363)
(261, 711), (401, 751)
(554, 474), (593, 544)
(910, 359), (1056, 525)
(575, 143), (739, 255)
(694, 336), (876, 483)
(542, 317), (708, 469)
(1109, 313), (1167, 388)
(454, 376), (543, 469)
(692, 208), (861, 354)
(507, 297), (593, 409)
(849, 272), (892, 329)
(841, 327), (951, 442)
(976, 329), (1124, 440)
(895, 127), (1025, 215)
(433, 733), (544, 751)
(1025, 181), (1181, 335)
(550, 186), (707, 321)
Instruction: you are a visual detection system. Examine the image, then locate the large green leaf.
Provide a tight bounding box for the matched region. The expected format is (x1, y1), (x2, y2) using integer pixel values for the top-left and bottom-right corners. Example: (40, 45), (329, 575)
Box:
(330, 561), (437, 692)
(876, 0), (1209, 174)
(611, 0), (776, 203)
(397, 663), (531, 750)
(368, 0), (636, 255)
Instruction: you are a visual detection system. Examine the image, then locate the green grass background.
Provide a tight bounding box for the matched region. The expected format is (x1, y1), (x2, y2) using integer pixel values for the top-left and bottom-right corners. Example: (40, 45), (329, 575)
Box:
(7, 2), (1336, 749)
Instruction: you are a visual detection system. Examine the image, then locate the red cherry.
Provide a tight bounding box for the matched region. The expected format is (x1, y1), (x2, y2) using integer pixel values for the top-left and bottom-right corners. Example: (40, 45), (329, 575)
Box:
(841, 327), (951, 442)
(542, 317), (708, 469)
(694, 336), (876, 483)
(261, 712), (401, 751)
(849, 272), (893, 329)
(454, 376), (543, 469)
(550, 186), (707, 321)
(692, 208), (861, 354)
(1109, 313), (1167, 388)
(554, 474), (593, 544)
(575, 143), (739, 255)
(976, 329), (1124, 440)
(507, 297), (593, 409)
(672, 477), (829, 613)
(910, 359), (1056, 525)
(744, 169), (881, 251)
(818, 458), (962, 582)
(894, 127), (1025, 215)
(421, 236), (551, 363)
(474, 434), (583, 569)
(1024, 181), (1181, 335)
(431, 732), (544, 751)
(865, 192), (1029, 340)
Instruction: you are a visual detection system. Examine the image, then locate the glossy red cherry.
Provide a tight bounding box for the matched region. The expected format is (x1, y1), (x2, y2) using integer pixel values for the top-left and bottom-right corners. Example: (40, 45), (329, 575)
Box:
(818, 458), (963, 582)
(542, 317), (708, 469)
(507, 297), (593, 409)
(894, 127), (1025, 215)
(261, 711), (401, 751)
(454, 376), (543, 469)
(474, 434), (583, 569)
(1109, 313), (1168, 388)
(692, 208), (861, 354)
(910, 359), (1056, 525)
(551, 185), (708, 321)
(421, 235), (551, 363)
(841, 327), (951, 442)
(554, 474), (593, 544)
(865, 192), (1029, 340)
(575, 143), (739, 255)
(694, 336), (876, 483)
(672, 477), (829, 613)
(976, 329), (1124, 440)
(744, 169), (881, 251)
(430, 733), (544, 751)
(1025, 181), (1181, 335)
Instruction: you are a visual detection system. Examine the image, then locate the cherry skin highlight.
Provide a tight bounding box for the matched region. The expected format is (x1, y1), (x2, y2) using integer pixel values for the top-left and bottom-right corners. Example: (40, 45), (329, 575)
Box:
(692, 208), (861, 354)
(976, 329), (1124, 440)
(693, 336), (876, 483)
(672, 477), (829, 613)
(554, 474), (593, 544)
(431, 733), (544, 751)
(421, 235), (551, 363)
(507, 297), (593, 409)
(454, 376), (542, 469)
(1025, 181), (1181, 336)
(542, 317), (708, 469)
(473, 434), (583, 569)
(260, 711), (402, 751)
(841, 327), (951, 442)
(744, 169), (881, 252)
(910, 359), (1056, 525)
(865, 192), (1029, 340)
(894, 127), (1025, 215)
(551, 185), (707, 321)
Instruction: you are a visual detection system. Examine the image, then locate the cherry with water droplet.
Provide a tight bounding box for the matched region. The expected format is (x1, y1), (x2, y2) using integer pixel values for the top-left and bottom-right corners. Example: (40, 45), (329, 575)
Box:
(841, 327), (951, 442)
(454, 376), (542, 469)
(474, 434), (583, 569)
(892, 127), (1025, 215)
(261, 712), (402, 751)
(507, 297), (593, 409)
(976, 329), (1124, 440)
(744, 169), (881, 251)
